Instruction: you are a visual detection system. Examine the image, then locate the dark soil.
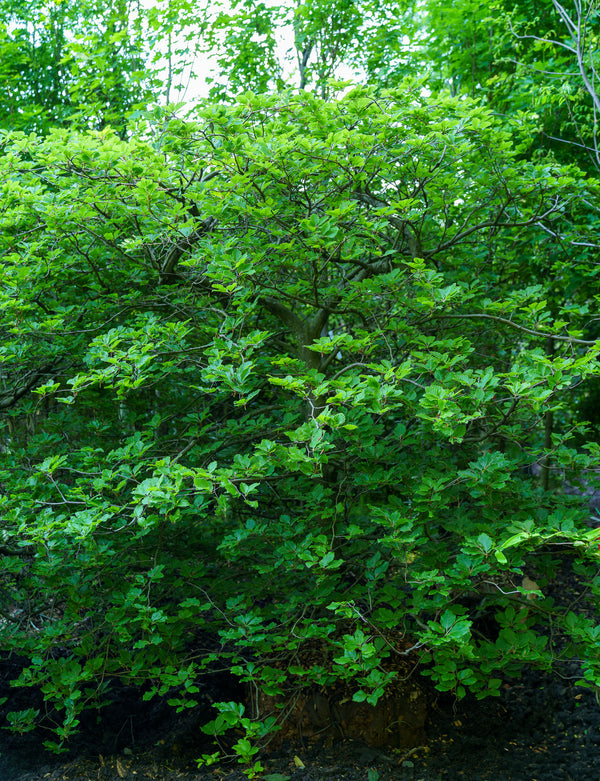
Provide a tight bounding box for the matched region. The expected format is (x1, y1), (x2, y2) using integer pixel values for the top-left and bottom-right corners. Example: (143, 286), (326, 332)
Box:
(3, 667), (600, 781)
(3, 559), (600, 781)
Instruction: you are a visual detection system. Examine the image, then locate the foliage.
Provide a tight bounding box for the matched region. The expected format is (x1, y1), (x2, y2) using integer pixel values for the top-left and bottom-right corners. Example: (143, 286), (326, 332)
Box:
(1, 84), (600, 763)
(420, 0), (600, 168)
(1, 0), (600, 771)
(0, 0), (157, 135)
(180, 0), (418, 101)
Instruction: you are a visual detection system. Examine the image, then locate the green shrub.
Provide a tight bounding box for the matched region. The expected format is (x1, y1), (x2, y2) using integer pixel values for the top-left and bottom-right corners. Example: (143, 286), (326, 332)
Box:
(1, 87), (599, 763)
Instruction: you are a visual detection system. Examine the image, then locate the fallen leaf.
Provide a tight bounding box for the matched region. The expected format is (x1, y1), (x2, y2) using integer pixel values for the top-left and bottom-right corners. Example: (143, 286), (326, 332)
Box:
(116, 757), (127, 778)
(522, 576), (541, 600)
(293, 755), (305, 769)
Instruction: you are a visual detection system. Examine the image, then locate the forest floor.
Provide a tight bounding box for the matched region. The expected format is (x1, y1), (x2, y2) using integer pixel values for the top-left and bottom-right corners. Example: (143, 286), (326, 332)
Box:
(4, 667), (600, 781)
(3, 557), (600, 781)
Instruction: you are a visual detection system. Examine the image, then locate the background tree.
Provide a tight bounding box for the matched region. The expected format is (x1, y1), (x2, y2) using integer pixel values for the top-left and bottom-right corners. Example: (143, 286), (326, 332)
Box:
(419, 0), (600, 168)
(0, 0), (157, 135)
(186, 0), (418, 100)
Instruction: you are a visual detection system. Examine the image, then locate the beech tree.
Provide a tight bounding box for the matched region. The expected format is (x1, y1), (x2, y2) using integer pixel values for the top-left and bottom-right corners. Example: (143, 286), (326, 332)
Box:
(2, 0), (600, 775)
(1, 85), (600, 767)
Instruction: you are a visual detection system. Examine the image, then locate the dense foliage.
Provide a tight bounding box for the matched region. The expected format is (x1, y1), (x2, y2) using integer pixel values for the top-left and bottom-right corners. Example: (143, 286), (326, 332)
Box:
(1, 0), (600, 775)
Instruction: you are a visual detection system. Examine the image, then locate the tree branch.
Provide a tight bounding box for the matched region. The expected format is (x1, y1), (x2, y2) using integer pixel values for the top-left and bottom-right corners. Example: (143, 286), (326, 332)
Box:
(0, 362), (65, 410)
(159, 216), (216, 285)
(440, 312), (597, 345)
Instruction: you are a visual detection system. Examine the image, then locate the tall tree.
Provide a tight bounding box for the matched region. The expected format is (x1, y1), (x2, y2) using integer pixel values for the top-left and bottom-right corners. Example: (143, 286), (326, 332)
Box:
(420, 0), (600, 168)
(0, 0), (154, 135)
(187, 0), (417, 100)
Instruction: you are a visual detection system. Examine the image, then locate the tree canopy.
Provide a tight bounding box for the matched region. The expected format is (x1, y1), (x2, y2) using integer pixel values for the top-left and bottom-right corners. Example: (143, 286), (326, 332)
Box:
(2, 0), (600, 773)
